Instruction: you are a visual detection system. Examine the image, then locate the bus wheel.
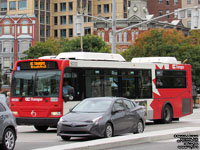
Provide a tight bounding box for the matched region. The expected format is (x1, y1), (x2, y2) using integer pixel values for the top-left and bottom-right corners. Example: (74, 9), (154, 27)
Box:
(162, 105), (173, 123)
(61, 136), (71, 141)
(34, 125), (48, 131)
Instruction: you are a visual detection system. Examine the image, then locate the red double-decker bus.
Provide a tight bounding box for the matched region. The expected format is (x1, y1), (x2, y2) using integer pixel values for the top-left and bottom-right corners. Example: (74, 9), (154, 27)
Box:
(10, 52), (193, 131)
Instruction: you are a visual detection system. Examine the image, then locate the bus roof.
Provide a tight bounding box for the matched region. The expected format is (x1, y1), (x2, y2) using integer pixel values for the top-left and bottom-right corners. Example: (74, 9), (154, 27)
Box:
(131, 57), (181, 64)
(56, 52), (126, 62)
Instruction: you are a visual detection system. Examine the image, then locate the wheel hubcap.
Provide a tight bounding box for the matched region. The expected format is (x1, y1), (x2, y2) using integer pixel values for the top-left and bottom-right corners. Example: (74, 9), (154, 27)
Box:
(5, 131), (15, 149)
(137, 122), (143, 133)
(106, 125), (112, 137)
(164, 107), (170, 121)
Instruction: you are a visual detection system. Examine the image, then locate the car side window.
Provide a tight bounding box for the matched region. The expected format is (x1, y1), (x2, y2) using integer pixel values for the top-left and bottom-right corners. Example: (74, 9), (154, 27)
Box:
(123, 100), (134, 110)
(0, 103), (6, 112)
(113, 100), (125, 111)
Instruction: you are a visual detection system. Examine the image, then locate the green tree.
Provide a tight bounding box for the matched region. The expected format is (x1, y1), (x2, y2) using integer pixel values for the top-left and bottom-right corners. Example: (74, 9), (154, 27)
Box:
(23, 37), (63, 59)
(61, 35), (111, 53)
(121, 29), (200, 87)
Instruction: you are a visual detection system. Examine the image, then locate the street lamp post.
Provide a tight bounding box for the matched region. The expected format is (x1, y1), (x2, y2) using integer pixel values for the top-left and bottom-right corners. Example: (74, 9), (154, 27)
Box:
(112, 0), (117, 54)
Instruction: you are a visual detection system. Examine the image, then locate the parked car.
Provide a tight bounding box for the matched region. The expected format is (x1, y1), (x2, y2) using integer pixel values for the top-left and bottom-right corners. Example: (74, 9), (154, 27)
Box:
(0, 94), (17, 150)
(57, 97), (146, 140)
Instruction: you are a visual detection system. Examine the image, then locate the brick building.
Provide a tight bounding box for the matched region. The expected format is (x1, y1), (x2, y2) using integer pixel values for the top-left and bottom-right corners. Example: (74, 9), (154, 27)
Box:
(0, 14), (38, 76)
(147, 0), (182, 22)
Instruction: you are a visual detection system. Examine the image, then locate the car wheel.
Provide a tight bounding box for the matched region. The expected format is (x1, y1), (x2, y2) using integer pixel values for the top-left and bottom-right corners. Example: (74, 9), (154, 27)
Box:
(104, 123), (113, 138)
(34, 125), (48, 131)
(61, 136), (71, 141)
(134, 120), (144, 134)
(2, 128), (16, 150)
(162, 105), (172, 123)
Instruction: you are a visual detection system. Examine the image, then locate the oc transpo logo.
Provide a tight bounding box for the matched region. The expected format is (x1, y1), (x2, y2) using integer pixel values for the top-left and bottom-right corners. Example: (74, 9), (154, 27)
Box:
(31, 110), (37, 117)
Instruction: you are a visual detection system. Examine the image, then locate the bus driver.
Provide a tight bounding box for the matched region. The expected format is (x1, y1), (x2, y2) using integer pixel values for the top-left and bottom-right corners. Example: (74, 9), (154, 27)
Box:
(63, 80), (74, 96)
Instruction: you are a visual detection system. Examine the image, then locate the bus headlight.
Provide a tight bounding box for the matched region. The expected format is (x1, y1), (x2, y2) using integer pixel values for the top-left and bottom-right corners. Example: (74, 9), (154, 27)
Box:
(51, 112), (61, 116)
(12, 111), (18, 115)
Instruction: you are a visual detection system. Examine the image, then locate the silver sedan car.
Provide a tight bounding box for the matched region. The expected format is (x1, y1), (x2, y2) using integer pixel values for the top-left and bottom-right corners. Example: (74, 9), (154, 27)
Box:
(0, 94), (17, 150)
(57, 97), (146, 140)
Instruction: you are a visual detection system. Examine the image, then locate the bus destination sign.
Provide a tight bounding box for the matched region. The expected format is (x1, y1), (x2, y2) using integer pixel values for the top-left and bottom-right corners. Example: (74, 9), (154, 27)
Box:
(30, 62), (47, 69)
(17, 61), (58, 70)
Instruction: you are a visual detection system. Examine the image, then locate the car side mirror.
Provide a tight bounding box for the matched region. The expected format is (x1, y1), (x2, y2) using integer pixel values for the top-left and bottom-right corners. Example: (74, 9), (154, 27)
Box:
(112, 107), (124, 113)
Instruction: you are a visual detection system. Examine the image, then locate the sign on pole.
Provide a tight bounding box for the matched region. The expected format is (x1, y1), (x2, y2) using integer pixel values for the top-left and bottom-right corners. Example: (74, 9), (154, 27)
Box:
(73, 14), (84, 36)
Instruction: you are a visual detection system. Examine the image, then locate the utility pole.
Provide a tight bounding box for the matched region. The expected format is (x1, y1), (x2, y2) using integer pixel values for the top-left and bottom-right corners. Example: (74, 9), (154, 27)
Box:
(112, 0), (117, 54)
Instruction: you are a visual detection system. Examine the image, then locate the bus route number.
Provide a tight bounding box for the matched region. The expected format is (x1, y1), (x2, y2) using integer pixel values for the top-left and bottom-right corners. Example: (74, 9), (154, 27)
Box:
(30, 62), (47, 69)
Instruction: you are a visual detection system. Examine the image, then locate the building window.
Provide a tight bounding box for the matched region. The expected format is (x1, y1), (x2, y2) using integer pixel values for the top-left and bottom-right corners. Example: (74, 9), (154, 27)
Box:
(104, 4), (109, 13)
(109, 32), (112, 43)
(17, 26), (20, 33)
(69, 29), (73, 37)
(46, 15), (50, 24)
(60, 3), (66, 12)
(159, 10), (162, 16)
(22, 26), (28, 33)
(46, 29), (50, 38)
(158, 0), (163, 4)
(54, 30), (58, 38)
(131, 31), (135, 41)
(119, 32), (122, 43)
(9, 1), (16, 10)
(174, 0), (178, 5)
(166, 10), (170, 18)
(54, 16), (58, 25)
(166, 0), (170, 5)
(29, 26), (32, 33)
(69, 2), (73, 11)
(40, 15), (45, 24)
(198, 0), (200, 4)
(54, 3), (58, 12)
(18, 0), (27, 10)
(174, 9), (178, 18)
(35, 0), (38, 9)
(18, 40), (31, 53)
(187, 9), (191, 17)
(84, 27), (91, 35)
(60, 29), (66, 37)
(69, 15), (73, 24)
(98, 5), (101, 14)
(4, 26), (10, 34)
(0, 27), (2, 34)
(3, 57), (10, 68)
(1, 0), (7, 11)
(40, 1), (44, 10)
(123, 32), (127, 43)
(187, 0), (191, 4)
(84, 16), (87, 22)
(98, 32), (101, 37)
(40, 28), (45, 37)
(187, 21), (191, 28)
(46, 0), (50, 11)
(60, 16), (66, 25)
(102, 32), (104, 41)
(88, 0), (92, 14)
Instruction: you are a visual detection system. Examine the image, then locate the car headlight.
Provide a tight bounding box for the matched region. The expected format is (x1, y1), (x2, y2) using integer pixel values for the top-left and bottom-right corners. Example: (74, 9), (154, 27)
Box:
(59, 117), (64, 122)
(92, 116), (102, 125)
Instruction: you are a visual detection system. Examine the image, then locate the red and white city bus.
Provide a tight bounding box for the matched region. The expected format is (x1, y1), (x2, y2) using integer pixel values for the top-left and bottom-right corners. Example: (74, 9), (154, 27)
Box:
(10, 52), (192, 131)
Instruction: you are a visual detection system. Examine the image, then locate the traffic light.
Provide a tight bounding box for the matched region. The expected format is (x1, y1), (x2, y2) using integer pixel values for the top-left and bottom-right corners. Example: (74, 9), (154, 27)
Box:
(73, 13), (84, 37)
(191, 8), (200, 29)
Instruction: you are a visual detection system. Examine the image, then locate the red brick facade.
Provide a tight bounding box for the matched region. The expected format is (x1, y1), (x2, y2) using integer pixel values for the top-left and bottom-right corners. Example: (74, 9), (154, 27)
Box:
(147, 0), (182, 22)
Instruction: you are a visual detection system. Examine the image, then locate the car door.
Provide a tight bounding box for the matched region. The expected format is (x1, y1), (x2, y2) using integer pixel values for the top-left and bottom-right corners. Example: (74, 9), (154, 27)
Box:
(111, 99), (127, 134)
(123, 99), (138, 131)
(0, 102), (7, 140)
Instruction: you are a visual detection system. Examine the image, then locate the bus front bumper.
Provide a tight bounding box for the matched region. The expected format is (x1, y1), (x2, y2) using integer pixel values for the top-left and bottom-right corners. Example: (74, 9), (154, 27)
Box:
(16, 117), (60, 126)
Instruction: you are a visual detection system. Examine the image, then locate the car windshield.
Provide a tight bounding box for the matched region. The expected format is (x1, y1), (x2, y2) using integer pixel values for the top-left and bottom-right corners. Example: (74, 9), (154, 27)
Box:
(11, 70), (61, 97)
(72, 100), (112, 113)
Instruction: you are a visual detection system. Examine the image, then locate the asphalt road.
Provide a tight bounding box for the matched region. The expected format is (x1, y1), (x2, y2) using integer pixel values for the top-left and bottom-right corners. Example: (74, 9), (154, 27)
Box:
(15, 108), (200, 150)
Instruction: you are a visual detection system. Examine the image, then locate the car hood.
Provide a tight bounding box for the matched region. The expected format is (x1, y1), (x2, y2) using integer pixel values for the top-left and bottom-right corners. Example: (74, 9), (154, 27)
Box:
(62, 112), (104, 122)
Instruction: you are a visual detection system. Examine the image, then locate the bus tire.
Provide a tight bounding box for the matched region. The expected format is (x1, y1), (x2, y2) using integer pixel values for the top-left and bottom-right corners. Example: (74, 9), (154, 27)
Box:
(162, 104), (173, 123)
(34, 125), (48, 131)
(61, 136), (71, 141)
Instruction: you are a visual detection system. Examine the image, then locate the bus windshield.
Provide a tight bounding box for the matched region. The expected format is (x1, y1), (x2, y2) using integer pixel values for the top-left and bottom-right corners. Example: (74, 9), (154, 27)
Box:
(11, 70), (61, 97)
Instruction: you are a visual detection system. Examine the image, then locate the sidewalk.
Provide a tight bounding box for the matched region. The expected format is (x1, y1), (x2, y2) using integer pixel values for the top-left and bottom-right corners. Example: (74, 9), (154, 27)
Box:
(34, 127), (200, 150)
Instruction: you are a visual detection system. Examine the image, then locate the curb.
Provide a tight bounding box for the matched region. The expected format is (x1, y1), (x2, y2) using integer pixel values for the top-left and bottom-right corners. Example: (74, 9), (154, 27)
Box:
(33, 127), (200, 150)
